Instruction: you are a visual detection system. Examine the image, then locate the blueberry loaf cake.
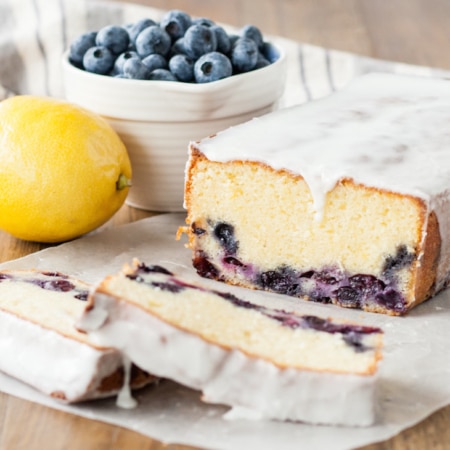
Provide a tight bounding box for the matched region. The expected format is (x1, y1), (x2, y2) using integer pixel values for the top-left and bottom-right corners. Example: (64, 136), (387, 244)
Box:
(182, 73), (450, 316)
(79, 260), (383, 426)
(0, 269), (154, 402)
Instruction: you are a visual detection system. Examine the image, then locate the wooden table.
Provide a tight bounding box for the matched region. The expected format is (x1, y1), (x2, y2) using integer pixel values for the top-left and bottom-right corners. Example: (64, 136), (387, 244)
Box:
(1, 0), (450, 448)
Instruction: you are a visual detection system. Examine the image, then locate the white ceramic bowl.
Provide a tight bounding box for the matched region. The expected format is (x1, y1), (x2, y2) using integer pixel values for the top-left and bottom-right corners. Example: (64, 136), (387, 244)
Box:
(61, 45), (287, 212)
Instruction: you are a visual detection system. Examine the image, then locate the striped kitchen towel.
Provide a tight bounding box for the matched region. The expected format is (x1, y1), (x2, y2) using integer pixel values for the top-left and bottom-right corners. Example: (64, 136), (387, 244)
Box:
(0, 0), (449, 106)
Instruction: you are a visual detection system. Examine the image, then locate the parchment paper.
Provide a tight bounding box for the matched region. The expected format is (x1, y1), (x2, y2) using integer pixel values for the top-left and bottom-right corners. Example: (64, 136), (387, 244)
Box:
(1, 213), (449, 450)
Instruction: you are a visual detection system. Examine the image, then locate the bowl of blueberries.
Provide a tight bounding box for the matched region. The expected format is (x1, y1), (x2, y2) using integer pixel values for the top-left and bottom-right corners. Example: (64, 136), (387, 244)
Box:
(62, 9), (287, 212)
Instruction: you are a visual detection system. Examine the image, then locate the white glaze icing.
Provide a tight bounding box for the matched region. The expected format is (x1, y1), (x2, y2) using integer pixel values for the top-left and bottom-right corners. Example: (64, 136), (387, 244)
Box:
(191, 73), (450, 287)
(0, 308), (123, 401)
(80, 290), (378, 426)
(116, 355), (138, 409)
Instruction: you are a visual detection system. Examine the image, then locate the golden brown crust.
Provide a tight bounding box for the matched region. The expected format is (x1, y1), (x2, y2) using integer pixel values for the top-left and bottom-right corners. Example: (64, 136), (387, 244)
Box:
(50, 365), (157, 401)
(412, 210), (441, 306)
(184, 145), (204, 250)
(50, 390), (67, 400)
(95, 364), (156, 394)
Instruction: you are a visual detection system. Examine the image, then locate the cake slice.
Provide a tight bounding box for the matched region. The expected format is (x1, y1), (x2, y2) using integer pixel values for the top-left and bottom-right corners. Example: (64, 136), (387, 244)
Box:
(79, 260), (383, 426)
(0, 269), (155, 403)
(182, 73), (450, 315)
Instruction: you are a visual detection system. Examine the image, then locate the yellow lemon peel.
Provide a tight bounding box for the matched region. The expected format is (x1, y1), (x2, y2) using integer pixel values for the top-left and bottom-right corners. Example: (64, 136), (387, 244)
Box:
(0, 95), (132, 243)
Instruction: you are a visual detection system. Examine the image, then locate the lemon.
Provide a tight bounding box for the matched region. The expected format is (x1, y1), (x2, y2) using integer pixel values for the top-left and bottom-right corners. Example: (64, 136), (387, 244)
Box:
(0, 95), (132, 243)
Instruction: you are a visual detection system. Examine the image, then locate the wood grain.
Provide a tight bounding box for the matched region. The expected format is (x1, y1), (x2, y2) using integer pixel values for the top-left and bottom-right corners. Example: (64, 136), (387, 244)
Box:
(1, 0), (450, 449)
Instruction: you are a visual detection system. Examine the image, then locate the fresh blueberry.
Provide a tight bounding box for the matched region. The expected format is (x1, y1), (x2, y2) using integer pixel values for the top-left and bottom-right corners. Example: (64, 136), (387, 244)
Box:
(69, 13), (273, 81)
(192, 17), (215, 27)
(160, 9), (192, 41)
(113, 50), (138, 74)
(184, 24), (218, 59)
(231, 37), (258, 72)
(261, 42), (280, 63)
(228, 34), (240, 47)
(83, 46), (115, 74)
(95, 25), (130, 55)
(169, 54), (194, 82)
(194, 51), (232, 83)
(69, 31), (97, 68)
(170, 37), (186, 56)
(241, 24), (264, 50)
(142, 53), (168, 71)
(127, 18), (157, 43)
(149, 68), (177, 81)
(123, 57), (151, 79)
(135, 25), (171, 57)
(255, 52), (270, 69)
(123, 23), (134, 34)
(211, 25), (231, 54)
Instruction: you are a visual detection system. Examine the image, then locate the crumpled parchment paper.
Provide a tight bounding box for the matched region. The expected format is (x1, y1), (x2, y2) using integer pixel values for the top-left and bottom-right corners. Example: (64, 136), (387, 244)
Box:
(0, 213), (449, 450)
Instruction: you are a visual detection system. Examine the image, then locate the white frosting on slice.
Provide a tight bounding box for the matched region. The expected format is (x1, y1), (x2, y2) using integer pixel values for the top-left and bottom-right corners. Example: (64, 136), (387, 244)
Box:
(0, 308), (123, 401)
(80, 291), (378, 426)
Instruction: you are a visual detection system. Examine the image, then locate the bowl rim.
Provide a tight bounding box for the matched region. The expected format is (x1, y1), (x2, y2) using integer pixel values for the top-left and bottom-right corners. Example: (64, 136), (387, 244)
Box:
(61, 42), (287, 93)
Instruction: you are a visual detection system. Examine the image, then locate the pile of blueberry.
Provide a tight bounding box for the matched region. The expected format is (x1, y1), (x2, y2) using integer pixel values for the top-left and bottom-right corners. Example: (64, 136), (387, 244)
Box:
(68, 9), (278, 83)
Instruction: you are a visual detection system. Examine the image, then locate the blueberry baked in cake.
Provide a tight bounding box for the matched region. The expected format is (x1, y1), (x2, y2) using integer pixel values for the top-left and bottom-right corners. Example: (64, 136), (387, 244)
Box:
(79, 260), (383, 426)
(182, 73), (450, 315)
(0, 269), (154, 402)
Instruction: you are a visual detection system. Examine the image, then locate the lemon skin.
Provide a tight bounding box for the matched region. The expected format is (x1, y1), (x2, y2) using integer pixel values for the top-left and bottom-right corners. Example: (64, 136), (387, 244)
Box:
(0, 95), (132, 243)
